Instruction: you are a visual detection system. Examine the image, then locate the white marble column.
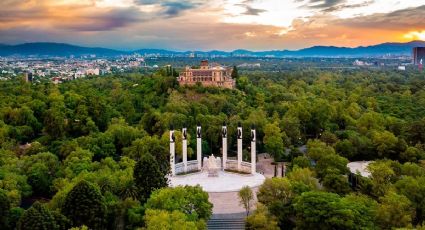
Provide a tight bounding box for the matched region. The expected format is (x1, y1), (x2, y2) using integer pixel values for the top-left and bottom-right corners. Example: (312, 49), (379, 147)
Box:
(251, 125), (256, 174)
(222, 123), (227, 170)
(197, 124), (202, 170)
(182, 127), (188, 173)
(170, 126), (175, 176)
(237, 122), (242, 171)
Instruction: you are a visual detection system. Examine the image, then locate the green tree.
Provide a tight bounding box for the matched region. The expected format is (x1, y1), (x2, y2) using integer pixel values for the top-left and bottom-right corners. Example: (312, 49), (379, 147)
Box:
(293, 191), (340, 229)
(62, 180), (106, 230)
(368, 161), (396, 197)
(291, 156), (311, 169)
(0, 189), (11, 229)
(315, 153), (349, 179)
(43, 107), (67, 139)
(133, 153), (167, 202)
(124, 135), (170, 174)
(17, 202), (58, 230)
(371, 130), (400, 158)
(286, 167), (320, 193)
(238, 186), (254, 216)
(293, 191), (377, 230)
(257, 177), (297, 228)
(395, 176), (425, 224)
(263, 123), (285, 162)
(376, 192), (414, 229)
(21, 152), (60, 196)
(231, 66), (239, 79)
(245, 204), (279, 230)
(306, 139), (335, 161)
(144, 209), (204, 230)
(145, 186), (212, 221)
(322, 173), (351, 195)
(401, 146), (424, 163)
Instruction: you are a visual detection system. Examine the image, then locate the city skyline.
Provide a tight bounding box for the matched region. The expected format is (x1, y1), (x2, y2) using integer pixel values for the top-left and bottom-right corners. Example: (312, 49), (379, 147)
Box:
(1, 0), (425, 51)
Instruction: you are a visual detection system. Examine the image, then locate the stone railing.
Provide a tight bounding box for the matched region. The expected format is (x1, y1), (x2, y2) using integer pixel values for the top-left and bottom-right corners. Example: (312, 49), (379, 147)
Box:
(175, 160), (199, 175)
(225, 160), (252, 174)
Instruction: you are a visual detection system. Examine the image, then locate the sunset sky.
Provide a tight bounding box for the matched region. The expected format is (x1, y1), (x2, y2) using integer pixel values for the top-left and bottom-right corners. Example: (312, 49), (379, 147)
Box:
(1, 0), (424, 51)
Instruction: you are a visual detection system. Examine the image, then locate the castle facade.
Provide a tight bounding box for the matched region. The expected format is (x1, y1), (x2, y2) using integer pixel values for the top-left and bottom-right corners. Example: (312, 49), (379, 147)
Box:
(178, 60), (235, 89)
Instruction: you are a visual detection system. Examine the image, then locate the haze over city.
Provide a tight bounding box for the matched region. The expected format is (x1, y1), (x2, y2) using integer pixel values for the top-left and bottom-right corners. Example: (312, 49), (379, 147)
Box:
(1, 0), (425, 51)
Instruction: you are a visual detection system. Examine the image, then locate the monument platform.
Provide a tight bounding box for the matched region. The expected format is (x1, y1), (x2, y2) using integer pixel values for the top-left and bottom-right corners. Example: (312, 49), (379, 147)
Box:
(169, 171), (266, 193)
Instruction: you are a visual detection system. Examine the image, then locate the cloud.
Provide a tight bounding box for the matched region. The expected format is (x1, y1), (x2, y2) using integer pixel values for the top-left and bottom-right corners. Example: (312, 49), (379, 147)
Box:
(243, 6), (266, 15)
(60, 7), (144, 31)
(134, 0), (202, 17)
(322, 0), (373, 12)
(0, 0), (424, 50)
(337, 5), (425, 30)
(162, 1), (197, 16)
(233, 0), (266, 16)
(304, 0), (346, 9)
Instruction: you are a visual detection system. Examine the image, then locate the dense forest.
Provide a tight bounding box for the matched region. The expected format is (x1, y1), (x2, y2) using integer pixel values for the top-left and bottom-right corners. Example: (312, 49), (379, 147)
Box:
(1, 67), (425, 229)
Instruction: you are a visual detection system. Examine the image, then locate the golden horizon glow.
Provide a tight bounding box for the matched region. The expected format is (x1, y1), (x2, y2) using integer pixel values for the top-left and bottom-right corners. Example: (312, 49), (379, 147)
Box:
(404, 31), (425, 41)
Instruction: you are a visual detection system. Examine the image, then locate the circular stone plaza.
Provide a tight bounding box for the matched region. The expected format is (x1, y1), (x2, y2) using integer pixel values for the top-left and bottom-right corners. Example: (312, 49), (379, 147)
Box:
(167, 123), (266, 214)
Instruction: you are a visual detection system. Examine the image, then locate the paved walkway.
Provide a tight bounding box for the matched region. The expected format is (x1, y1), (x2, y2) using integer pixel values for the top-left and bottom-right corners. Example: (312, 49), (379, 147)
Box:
(207, 154), (276, 214)
(208, 187), (259, 214)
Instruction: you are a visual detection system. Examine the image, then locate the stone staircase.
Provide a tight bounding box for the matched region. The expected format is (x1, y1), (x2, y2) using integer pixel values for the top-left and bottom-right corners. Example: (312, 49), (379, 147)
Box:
(207, 213), (246, 230)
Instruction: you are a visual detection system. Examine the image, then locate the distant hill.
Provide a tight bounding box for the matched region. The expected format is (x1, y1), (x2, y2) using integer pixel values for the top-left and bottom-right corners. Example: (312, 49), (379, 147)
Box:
(0, 43), (126, 57)
(284, 41), (425, 57)
(1, 41), (424, 57)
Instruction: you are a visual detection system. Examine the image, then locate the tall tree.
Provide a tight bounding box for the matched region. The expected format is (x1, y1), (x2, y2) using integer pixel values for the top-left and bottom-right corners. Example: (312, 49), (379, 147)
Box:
(62, 180), (106, 230)
(133, 153), (167, 202)
(238, 186), (254, 216)
(231, 66), (239, 79)
(17, 202), (58, 230)
(263, 123), (285, 162)
(0, 189), (11, 229)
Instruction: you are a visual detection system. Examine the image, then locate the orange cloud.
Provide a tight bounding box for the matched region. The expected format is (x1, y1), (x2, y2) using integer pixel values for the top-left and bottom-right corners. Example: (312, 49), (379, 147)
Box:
(0, 0), (423, 50)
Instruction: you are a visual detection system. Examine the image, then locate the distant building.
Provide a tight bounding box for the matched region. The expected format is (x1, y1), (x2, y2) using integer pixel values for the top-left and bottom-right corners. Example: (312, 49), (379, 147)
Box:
(86, 68), (100, 76)
(24, 71), (33, 82)
(178, 60), (235, 89)
(413, 47), (425, 66)
(398, 66), (406, 71)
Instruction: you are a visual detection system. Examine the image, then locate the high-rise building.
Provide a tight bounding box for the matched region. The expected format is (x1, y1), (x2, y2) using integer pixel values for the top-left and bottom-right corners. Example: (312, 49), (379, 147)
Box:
(413, 47), (425, 65)
(24, 71), (33, 82)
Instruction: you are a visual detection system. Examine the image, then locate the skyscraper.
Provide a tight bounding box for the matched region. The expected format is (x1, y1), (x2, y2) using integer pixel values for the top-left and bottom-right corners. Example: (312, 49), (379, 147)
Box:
(413, 47), (425, 65)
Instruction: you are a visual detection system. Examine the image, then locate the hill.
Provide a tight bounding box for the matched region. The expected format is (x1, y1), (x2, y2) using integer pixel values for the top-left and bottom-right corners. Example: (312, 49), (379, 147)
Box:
(0, 41), (424, 57)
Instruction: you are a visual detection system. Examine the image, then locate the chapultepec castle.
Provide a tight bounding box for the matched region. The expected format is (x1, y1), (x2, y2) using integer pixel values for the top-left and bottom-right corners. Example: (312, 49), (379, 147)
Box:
(177, 60), (235, 89)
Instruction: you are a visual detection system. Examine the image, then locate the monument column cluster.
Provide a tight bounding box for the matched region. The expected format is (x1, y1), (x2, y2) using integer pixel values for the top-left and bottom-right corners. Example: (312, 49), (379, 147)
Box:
(197, 124), (202, 171)
(251, 125), (256, 174)
(169, 123), (256, 176)
(222, 122), (227, 170)
(182, 126), (188, 173)
(169, 125), (175, 176)
(237, 122), (243, 171)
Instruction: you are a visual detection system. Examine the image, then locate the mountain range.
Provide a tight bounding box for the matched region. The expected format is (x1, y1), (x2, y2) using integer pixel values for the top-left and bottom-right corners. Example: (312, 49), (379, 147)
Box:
(0, 41), (424, 58)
